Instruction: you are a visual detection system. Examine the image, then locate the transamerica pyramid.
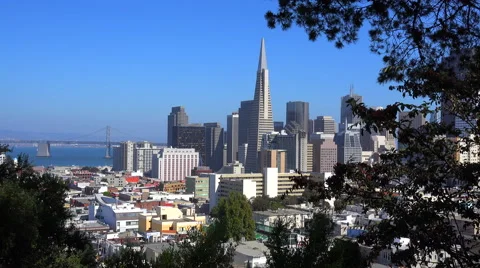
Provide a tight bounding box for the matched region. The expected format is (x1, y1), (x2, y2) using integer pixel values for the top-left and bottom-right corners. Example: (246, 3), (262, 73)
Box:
(245, 38), (274, 172)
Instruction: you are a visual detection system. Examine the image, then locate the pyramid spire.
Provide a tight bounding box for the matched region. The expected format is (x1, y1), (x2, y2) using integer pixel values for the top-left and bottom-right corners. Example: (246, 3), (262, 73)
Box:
(258, 38), (268, 71)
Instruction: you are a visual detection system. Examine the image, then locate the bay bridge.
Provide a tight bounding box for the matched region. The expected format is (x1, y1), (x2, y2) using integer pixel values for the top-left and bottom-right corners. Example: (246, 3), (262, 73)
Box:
(0, 126), (165, 158)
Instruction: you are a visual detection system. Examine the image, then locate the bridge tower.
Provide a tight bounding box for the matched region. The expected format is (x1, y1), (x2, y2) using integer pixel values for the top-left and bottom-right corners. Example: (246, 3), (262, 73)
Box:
(105, 126), (112, 159)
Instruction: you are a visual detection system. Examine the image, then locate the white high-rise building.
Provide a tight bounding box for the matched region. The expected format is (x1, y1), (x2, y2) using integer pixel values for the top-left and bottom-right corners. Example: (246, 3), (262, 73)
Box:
(151, 148), (199, 182)
(245, 38), (274, 172)
(133, 141), (162, 175)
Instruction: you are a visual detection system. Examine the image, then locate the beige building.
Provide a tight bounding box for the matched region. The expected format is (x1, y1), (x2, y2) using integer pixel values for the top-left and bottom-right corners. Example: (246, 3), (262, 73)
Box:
(209, 168), (317, 211)
(138, 205), (206, 235)
(259, 149), (286, 173)
(310, 133), (337, 173)
(307, 143), (313, 172)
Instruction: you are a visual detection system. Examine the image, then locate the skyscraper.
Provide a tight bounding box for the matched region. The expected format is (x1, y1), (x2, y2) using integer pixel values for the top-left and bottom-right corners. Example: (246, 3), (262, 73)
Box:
(286, 101), (309, 132)
(227, 112), (239, 164)
(167, 106), (189, 146)
(204, 122), (224, 171)
(172, 125), (205, 165)
(238, 100), (253, 146)
(314, 116), (336, 134)
(340, 86), (363, 131)
(245, 38), (274, 172)
(274, 121), (284, 132)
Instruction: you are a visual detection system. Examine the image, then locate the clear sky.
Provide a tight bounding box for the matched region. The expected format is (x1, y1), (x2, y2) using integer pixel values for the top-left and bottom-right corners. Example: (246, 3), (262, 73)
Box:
(0, 0), (409, 143)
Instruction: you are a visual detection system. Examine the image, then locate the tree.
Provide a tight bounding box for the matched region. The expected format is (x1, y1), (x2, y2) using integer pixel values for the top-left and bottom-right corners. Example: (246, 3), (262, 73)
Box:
(107, 226), (236, 268)
(211, 192), (256, 242)
(104, 247), (150, 268)
(0, 145), (96, 267)
(265, 213), (364, 268)
(251, 195), (284, 211)
(266, 1), (480, 267)
(81, 166), (99, 173)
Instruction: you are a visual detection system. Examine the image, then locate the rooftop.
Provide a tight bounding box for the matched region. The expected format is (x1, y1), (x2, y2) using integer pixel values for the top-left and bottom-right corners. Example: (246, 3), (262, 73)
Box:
(254, 208), (311, 217)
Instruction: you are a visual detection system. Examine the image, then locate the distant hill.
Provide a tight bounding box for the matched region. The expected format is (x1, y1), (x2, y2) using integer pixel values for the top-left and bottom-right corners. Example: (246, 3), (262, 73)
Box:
(0, 129), (106, 142)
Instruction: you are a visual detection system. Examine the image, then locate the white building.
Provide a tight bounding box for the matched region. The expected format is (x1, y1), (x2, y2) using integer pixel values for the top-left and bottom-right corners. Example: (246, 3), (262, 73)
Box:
(133, 141), (161, 174)
(151, 148), (199, 182)
(253, 208), (312, 229)
(458, 134), (479, 163)
(88, 194), (146, 232)
(0, 153), (6, 165)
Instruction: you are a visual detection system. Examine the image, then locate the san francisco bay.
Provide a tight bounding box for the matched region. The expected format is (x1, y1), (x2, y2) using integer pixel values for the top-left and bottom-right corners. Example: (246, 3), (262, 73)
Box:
(6, 146), (113, 167)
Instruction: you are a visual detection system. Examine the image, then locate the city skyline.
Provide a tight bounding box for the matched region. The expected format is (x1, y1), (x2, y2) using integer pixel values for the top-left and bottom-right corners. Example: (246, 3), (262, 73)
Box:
(1, 0), (416, 142)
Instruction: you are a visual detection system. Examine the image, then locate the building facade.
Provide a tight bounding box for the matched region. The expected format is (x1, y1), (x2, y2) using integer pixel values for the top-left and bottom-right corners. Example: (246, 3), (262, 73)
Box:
(311, 133), (337, 173)
(286, 101), (309, 132)
(238, 100), (253, 146)
(340, 87), (363, 131)
(204, 122), (224, 171)
(335, 126), (362, 164)
(227, 112), (239, 164)
(151, 148), (199, 182)
(133, 141), (161, 175)
(167, 106), (189, 146)
(245, 38), (274, 172)
(112, 141), (135, 171)
(314, 116), (336, 134)
(172, 125), (205, 165)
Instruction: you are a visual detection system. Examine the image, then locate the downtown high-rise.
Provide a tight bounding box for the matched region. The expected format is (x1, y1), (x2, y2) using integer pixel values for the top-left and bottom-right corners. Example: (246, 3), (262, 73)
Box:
(286, 101), (309, 132)
(245, 38), (274, 172)
(167, 106), (189, 146)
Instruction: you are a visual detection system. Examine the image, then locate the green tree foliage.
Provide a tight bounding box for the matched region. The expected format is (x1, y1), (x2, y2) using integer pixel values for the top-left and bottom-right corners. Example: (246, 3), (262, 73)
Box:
(0, 145), (96, 267)
(106, 226), (236, 268)
(250, 195), (284, 211)
(266, 1), (480, 266)
(265, 213), (364, 268)
(211, 192), (256, 242)
(104, 247), (150, 268)
(81, 166), (99, 173)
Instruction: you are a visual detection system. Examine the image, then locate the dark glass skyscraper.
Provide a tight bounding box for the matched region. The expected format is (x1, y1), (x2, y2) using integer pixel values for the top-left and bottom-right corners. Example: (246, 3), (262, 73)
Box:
(167, 106), (189, 146)
(238, 100), (253, 146)
(286, 101), (309, 132)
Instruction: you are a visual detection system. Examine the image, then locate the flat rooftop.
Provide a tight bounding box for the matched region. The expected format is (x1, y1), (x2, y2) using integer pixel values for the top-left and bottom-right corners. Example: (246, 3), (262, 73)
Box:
(254, 208), (311, 217)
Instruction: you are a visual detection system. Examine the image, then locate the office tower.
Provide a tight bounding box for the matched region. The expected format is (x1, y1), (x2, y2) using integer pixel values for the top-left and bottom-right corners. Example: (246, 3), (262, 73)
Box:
(112, 141), (135, 171)
(245, 38), (274, 172)
(0, 153), (5, 165)
(274, 121), (284, 132)
(167, 106), (189, 146)
(335, 124), (362, 164)
(340, 86), (363, 131)
(204, 122), (224, 171)
(227, 112), (239, 163)
(133, 141), (161, 175)
(286, 101), (309, 132)
(238, 144), (248, 166)
(238, 100), (253, 146)
(314, 116), (336, 134)
(151, 148), (199, 182)
(263, 122), (308, 172)
(307, 143), (313, 172)
(311, 133), (337, 173)
(398, 112), (427, 150)
(308, 119), (315, 136)
(172, 125), (205, 165)
(259, 149), (287, 173)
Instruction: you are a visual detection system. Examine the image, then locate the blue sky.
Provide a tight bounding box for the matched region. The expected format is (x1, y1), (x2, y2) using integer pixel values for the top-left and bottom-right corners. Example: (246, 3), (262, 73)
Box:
(0, 0), (409, 142)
